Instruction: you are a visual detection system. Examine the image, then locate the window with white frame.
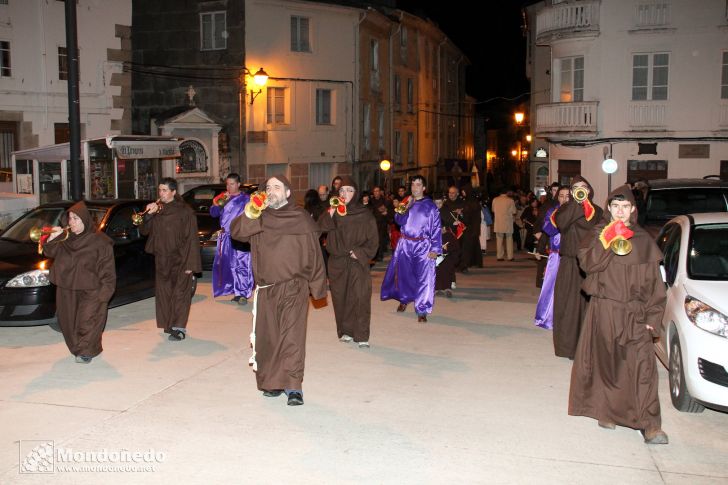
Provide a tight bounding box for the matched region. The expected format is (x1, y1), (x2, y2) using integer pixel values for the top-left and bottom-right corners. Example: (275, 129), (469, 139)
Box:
(632, 53), (669, 101)
(291, 16), (311, 53)
(363, 104), (371, 153)
(309, 163), (332, 190)
(370, 39), (380, 91)
(722, 52), (728, 99)
(559, 56), (583, 102)
(407, 78), (414, 113)
(316, 89), (332, 125)
(0, 41), (10, 77)
(377, 107), (385, 154)
(394, 130), (401, 162)
(267, 87), (286, 125)
(200, 11), (226, 51)
(407, 132), (414, 165)
(394, 75), (401, 111)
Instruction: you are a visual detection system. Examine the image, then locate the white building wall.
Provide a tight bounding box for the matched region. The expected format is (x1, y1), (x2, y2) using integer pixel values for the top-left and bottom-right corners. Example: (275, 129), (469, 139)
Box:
(532, 0), (728, 203)
(245, 0), (358, 174)
(0, 0), (130, 145)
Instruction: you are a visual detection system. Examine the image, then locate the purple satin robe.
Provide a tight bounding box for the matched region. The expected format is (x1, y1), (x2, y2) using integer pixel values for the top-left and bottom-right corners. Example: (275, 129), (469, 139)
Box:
(380, 197), (442, 315)
(210, 193), (253, 298)
(534, 205), (561, 329)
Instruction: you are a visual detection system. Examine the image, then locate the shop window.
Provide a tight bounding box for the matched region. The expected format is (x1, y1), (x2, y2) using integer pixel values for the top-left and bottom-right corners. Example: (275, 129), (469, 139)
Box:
(627, 159), (667, 183)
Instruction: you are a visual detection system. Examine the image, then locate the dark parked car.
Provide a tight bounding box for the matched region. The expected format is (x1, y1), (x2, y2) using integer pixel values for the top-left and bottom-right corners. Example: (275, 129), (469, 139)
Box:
(181, 183), (258, 270)
(643, 178), (728, 236)
(0, 200), (158, 328)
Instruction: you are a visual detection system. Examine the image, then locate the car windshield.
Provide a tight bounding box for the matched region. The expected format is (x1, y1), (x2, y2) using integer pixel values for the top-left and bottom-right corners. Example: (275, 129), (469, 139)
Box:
(183, 187), (222, 212)
(1, 207), (107, 243)
(647, 189), (727, 222)
(689, 223), (728, 281)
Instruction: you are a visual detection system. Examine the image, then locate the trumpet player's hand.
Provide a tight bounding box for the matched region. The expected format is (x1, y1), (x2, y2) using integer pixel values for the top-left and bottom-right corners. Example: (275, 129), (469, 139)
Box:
(47, 226), (64, 242)
(185, 270), (192, 275)
(427, 251), (437, 260)
(146, 202), (159, 214)
(328, 207), (335, 217)
(349, 250), (358, 260)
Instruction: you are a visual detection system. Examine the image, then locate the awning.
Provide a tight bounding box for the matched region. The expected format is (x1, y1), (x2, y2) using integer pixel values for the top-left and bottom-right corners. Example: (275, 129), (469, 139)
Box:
(12, 143), (84, 162)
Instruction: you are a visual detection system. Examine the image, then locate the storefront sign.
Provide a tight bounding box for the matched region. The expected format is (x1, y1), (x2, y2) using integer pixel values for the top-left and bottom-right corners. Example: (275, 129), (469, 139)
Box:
(111, 142), (181, 160)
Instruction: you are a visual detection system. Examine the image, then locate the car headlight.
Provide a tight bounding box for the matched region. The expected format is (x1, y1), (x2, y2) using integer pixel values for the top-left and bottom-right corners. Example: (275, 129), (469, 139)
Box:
(6, 270), (51, 288)
(685, 296), (728, 338)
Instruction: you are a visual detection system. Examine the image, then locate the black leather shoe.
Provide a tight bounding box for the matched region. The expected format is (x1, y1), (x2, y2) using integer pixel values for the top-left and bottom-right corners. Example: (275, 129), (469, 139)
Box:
(396, 303), (407, 312)
(237, 297), (248, 306)
(263, 390), (283, 397)
(287, 392), (304, 406)
(168, 329), (186, 341)
(417, 315), (427, 323)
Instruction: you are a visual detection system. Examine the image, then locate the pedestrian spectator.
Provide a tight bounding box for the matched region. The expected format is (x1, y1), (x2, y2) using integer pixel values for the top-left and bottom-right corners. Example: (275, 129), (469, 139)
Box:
(318, 177), (379, 347)
(458, 185), (483, 271)
(521, 199), (540, 252)
(370, 185), (393, 261)
(434, 197), (460, 297)
(139, 177), (202, 341)
(479, 197), (493, 254)
(329, 176), (343, 199)
(43, 201), (115, 363)
(230, 174), (327, 406)
(210, 173), (253, 305)
(632, 179), (650, 227)
(552, 176), (603, 359)
(381, 175), (442, 323)
(491, 187), (517, 261)
(317, 185), (329, 203)
(569, 184), (668, 445)
(360, 190), (371, 207)
(304, 189), (324, 220)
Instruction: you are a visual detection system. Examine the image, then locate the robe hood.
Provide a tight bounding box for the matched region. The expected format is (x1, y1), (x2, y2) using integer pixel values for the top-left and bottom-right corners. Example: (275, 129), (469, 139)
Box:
(62, 201), (94, 236)
(571, 175), (595, 200)
(605, 184), (638, 226)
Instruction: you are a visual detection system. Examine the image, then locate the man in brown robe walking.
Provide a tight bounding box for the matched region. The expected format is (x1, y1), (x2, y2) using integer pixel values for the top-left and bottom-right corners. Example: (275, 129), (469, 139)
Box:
(140, 177), (201, 342)
(569, 184), (668, 444)
(44, 201), (116, 363)
(318, 176), (379, 347)
(230, 175), (327, 406)
(552, 175), (603, 358)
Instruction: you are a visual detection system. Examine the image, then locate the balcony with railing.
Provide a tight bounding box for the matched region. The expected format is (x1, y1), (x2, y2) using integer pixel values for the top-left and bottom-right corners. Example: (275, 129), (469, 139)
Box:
(628, 102), (667, 129)
(633, 1), (671, 30)
(535, 101), (598, 135)
(535, 1), (600, 42)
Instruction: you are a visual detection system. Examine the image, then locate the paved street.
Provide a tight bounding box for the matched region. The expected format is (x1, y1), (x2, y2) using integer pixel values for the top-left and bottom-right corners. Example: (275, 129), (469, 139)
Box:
(1, 251), (727, 484)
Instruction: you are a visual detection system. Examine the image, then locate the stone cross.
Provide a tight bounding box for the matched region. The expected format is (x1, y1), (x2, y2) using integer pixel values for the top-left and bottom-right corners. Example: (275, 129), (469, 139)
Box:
(187, 85), (196, 106)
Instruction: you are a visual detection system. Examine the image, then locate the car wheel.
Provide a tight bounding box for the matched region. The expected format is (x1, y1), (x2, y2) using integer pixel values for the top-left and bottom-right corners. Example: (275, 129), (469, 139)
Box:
(669, 333), (705, 413)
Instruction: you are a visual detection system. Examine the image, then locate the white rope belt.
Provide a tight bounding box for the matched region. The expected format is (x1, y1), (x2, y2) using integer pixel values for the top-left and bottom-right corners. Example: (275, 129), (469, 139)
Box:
(249, 282), (274, 371)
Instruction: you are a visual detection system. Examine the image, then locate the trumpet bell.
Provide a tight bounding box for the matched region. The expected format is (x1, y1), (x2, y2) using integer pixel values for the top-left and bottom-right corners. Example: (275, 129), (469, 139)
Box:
(29, 226), (44, 243)
(131, 213), (145, 226)
(572, 186), (589, 202)
(244, 201), (263, 219)
(329, 197), (341, 208)
(610, 238), (632, 256)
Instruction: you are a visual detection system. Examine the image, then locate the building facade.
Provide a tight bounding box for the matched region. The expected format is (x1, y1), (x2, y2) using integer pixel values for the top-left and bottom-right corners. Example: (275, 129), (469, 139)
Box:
(0, 0), (130, 192)
(526, 0), (728, 202)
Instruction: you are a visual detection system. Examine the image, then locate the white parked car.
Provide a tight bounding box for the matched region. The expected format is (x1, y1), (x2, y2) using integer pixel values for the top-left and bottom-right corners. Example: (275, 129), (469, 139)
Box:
(655, 213), (728, 413)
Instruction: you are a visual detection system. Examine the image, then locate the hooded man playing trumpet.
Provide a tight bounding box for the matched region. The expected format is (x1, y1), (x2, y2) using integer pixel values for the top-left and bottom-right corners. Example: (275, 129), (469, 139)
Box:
(569, 184), (668, 445)
(551, 175), (603, 359)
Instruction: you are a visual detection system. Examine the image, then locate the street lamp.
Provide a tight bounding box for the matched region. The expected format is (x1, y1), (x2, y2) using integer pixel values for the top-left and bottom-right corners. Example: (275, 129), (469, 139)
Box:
(238, 66), (269, 176)
(379, 159), (391, 193)
(514, 112), (525, 125)
(602, 158), (618, 194)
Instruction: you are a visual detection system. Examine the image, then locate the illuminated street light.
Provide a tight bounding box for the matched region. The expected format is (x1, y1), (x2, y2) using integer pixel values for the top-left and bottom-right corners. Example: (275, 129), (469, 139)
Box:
(526, 134), (532, 143)
(511, 149), (518, 157)
(379, 159), (391, 171)
(514, 112), (525, 125)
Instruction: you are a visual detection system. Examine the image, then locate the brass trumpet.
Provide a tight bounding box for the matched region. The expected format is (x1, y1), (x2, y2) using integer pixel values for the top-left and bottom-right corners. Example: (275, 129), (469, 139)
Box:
(132, 199), (162, 226)
(610, 237), (633, 256)
(394, 196), (411, 215)
(329, 196), (344, 208)
(213, 192), (229, 207)
(244, 191), (268, 219)
(29, 225), (70, 254)
(572, 186), (589, 202)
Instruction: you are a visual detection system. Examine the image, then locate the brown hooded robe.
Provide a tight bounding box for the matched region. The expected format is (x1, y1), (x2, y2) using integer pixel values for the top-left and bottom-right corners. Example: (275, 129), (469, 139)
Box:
(43, 201), (116, 357)
(552, 176), (603, 358)
(318, 177), (379, 343)
(230, 175), (327, 392)
(569, 185), (665, 432)
(139, 195), (201, 331)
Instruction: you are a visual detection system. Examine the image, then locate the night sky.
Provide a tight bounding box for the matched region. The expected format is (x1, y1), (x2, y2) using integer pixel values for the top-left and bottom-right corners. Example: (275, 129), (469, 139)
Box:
(398, 1), (530, 125)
